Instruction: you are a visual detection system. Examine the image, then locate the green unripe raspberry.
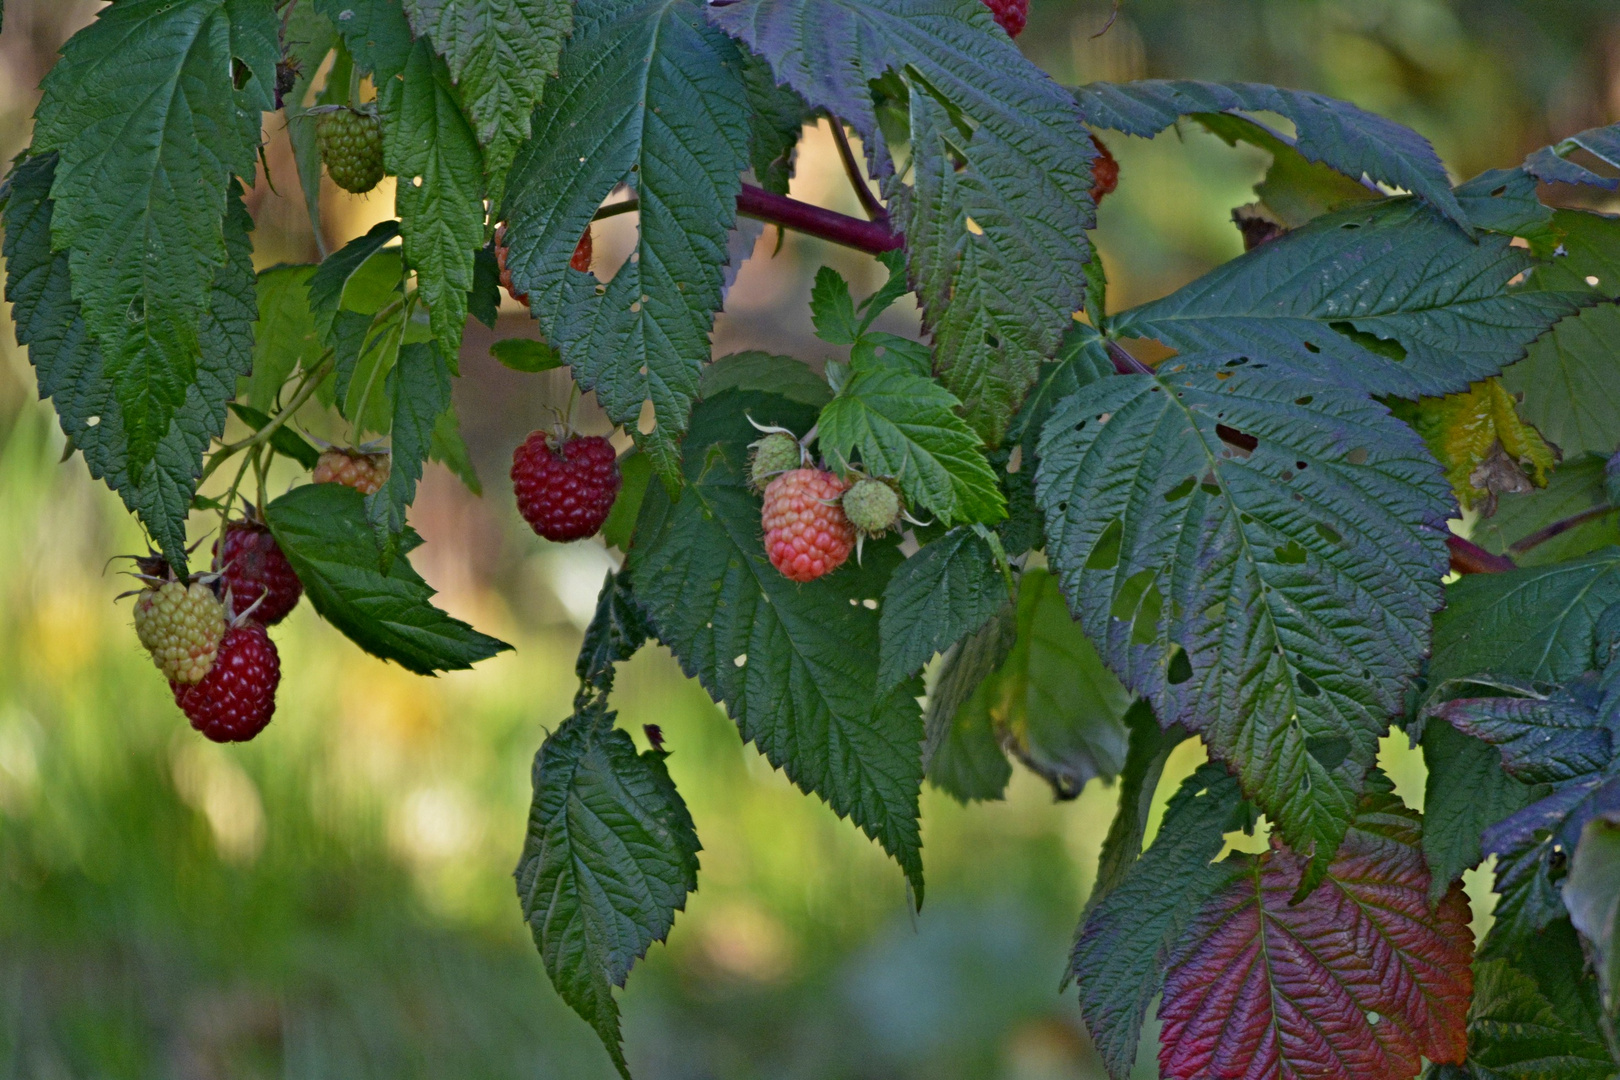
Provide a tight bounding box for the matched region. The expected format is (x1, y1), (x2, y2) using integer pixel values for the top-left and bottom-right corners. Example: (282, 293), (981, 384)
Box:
(316, 107), (385, 194)
(134, 581), (226, 684)
(842, 478), (902, 536)
(749, 432), (802, 492)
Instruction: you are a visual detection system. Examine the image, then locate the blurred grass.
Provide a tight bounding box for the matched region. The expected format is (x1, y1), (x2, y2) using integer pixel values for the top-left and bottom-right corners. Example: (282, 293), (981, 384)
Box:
(0, 0), (1615, 1074)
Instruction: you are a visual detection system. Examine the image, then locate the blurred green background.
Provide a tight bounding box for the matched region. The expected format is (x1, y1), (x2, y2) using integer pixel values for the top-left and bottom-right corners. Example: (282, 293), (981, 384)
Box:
(1, 1), (1618, 1077)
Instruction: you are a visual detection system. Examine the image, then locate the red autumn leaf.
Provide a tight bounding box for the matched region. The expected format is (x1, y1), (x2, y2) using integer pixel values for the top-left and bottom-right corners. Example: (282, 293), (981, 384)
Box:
(1158, 783), (1473, 1080)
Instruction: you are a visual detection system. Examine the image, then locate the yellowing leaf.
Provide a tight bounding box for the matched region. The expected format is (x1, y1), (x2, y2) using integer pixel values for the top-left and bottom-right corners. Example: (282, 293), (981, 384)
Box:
(1399, 377), (1559, 513)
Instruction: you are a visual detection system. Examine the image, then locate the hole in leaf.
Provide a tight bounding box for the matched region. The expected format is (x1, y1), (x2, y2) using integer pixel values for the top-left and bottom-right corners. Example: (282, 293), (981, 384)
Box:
(1329, 321), (1407, 362)
(1200, 481), (1221, 496)
(1167, 643), (1193, 684)
(1206, 600), (1226, 622)
(733, 654), (748, 668)
(1489, 185), (1508, 197)
(985, 331), (1000, 348)
(1295, 672), (1323, 697)
(1296, 460), (1308, 470)
(1224, 357), (1249, 367)
(1346, 447), (1369, 465)
(1305, 733), (1349, 768)
(1164, 476), (1196, 502)
(1275, 540), (1308, 564)
(1086, 518), (1122, 569)
(1111, 568), (1156, 620)
(1075, 421), (1087, 432)
(1340, 222), (1360, 229)
(1315, 523), (1343, 544)
(1294, 395), (1313, 406)
(1216, 424), (1259, 456)
(1132, 581), (1163, 645)
(1303, 342), (1320, 353)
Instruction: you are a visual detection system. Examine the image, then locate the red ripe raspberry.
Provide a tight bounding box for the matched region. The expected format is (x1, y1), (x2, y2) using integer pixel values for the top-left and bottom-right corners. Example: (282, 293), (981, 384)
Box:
(172, 623), (281, 743)
(1090, 134), (1119, 204)
(982, 0), (1027, 37)
(214, 520), (302, 624)
(761, 469), (855, 582)
(313, 448), (390, 495)
(495, 225), (593, 306)
(512, 433), (622, 541)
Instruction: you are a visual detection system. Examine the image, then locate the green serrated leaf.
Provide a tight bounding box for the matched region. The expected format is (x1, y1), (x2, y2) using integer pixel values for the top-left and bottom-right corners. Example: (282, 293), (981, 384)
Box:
(818, 353), (1005, 527)
(504, 0), (753, 484)
(266, 482), (510, 673)
(367, 341), (452, 562)
(1454, 168), (1558, 244)
(282, 0), (338, 253)
(740, 49), (808, 197)
(31, 0), (275, 479)
(247, 265), (324, 411)
(810, 266), (859, 346)
(1194, 111), (1378, 229)
(922, 602), (1015, 803)
(858, 250), (912, 335)
(516, 700), (699, 1080)
(4, 154), (256, 570)
(1567, 814), (1620, 1019)
(429, 399), (480, 495)
(877, 527), (1006, 690)
(1090, 702), (1185, 901)
(468, 247), (501, 328)
(710, 0), (1099, 445)
(627, 386), (925, 900)
(697, 351), (831, 409)
(575, 569), (655, 697)
(308, 220), (402, 332)
(402, 0), (570, 175)
(1420, 719), (1532, 904)
(1071, 762), (1246, 1080)
(1112, 199), (1591, 399)
(600, 450), (651, 552)
(378, 40), (486, 363)
(1444, 957), (1618, 1080)
(316, 0), (414, 83)
(1036, 354), (1452, 875)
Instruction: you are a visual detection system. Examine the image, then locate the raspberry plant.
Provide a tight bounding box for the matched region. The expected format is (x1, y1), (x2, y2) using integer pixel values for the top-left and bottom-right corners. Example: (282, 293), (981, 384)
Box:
(4, 0), (1620, 1076)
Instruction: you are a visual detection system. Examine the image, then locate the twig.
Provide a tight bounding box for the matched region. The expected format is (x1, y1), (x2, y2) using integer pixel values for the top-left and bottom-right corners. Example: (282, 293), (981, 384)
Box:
(1507, 505), (1618, 556)
(593, 185), (904, 255)
(830, 119), (887, 223)
(1448, 535), (1516, 575)
(199, 352), (334, 485)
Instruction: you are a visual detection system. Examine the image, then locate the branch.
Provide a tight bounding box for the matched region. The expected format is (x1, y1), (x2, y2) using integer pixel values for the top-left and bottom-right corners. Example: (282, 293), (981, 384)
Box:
(592, 185), (905, 254)
(830, 120), (888, 223)
(1507, 505), (1618, 556)
(1448, 535), (1516, 575)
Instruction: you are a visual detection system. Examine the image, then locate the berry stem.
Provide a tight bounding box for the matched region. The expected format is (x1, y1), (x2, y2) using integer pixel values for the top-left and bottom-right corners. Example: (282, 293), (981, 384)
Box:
(830, 120), (888, 224)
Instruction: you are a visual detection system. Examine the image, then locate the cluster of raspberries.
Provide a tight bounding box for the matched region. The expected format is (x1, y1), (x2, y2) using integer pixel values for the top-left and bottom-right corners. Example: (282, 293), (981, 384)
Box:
(130, 449), (391, 743)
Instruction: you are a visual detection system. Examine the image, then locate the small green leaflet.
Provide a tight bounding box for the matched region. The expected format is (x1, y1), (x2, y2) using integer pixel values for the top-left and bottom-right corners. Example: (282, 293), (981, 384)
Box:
(401, 0), (571, 175)
(503, 0), (753, 484)
(367, 341), (453, 562)
(698, 351), (831, 409)
(490, 337), (563, 373)
(1111, 199), (1589, 399)
(516, 700), (699, 1080)
(1525, 121), (1620, 190)
(265, 482), (510, 674)
(709, 0), (1099, 445)
(1035, 353), (1452, 881)
(246, 265), (324, 412)
(428, 405), (480, 495)
(1070, 763), (1246, 1080)
(627, 387), (925, 900)
(1074, 80), (1467, 228)
(817, 345), (1005, 527)
(740, 49), (810, 197)
(1420, 720), (1531, 904)
(1437, 958), (1618, 1080)
(878, 527), (1007, 690)
(922, 604), (1016, 803)
(30, 0), (275, 479)
(3, 154), (255, 570)
(379, 40), (486, 363)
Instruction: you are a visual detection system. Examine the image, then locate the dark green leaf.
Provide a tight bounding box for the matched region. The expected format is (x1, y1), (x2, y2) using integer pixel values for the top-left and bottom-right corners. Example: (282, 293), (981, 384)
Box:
(600, 451), (652, 552)
(741, 50), (809, 197)
(379, 40), (486, 362)
(1075, 79), (1467, 228)
(1453, 168), (1557, 243)
(266, 482), (510, 674)
(307, 221), (403, 331)
(1443, 957), (1617, 1080)
(810, 266), (859, 346)
(504, 0), (753, 483)
(1525, 122), (1620, 190)
(627, 387), (925, 899)
(228, 404), (322, 469)
(1090, 702), (1186, 899)
(878, 527), (1007, 690)
(368, 341), (453, 561)
(1112, 200), (1590, 399)
(1070, 763), (1246, 1080)
(468, 247), (501, 328)
(316, 0), (414, 82)
(711, 0), (1099, 445)
(922, 603), (1015, 803)
(697, 351), (831, 409)
(1429, 674), (1613, 784)
(818, 352), (1005, 526)
(1567, 813), (1620, 1019)
(282, 1), (339, 252)
(1195, 110), (1379, 229)
(576, 569), (655, 697)
(3, 154), (256, 570)
(516, 701), (699, 1080)
(30, 0), (275, 473)
(1420, 720), (1532, 904)
(490, 337), (563, 373)
(1036, 354), (1451, 876)
(429, 403), (480, 495)
(1473, 454), (1619, 568)
(247, 265), (324, 411)
(402, 0), (571, 175)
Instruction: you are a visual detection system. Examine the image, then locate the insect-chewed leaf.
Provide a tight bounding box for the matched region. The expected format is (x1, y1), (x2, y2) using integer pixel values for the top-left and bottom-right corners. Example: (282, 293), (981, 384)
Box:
(265, 482), (510, 674)
(1036, 354), (1451, 877)
(504, 0), (752, 483)
(1158, 776), (1474, 1080)
(1075, 80), (1467, 228)
(1502, 210), (1620, 460)
(1524, 122), (1620, 190)
(1393, 378), (1557, 514)
(818, 352), (1006, 527)
(28, 0), (275, 480)
(401, 0), (570, 175)
(516, 700), (700, 1080)
(3, 153), (255, 570)
(1072, 762), (1245, 1080)
(627, 387), (926, 899)
(709, 0), (1098, 445)
(1419, 721), (1531, 904)
(378, 40), (486, 364)
(1441, 957), (1618, 1080)
(878, 527), (1007, 691)
(1111, 200), (1590, 399)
